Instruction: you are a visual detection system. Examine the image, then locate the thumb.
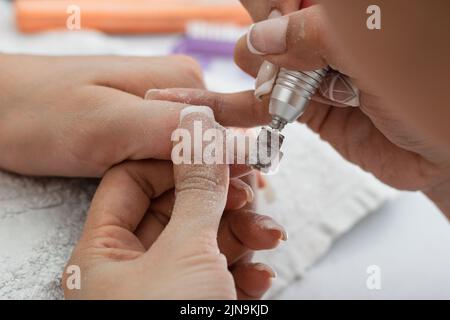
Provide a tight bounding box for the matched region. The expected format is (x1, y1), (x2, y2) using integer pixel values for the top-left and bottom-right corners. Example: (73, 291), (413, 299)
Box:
(238, 5), (335, 72)
(165, 106), (230, 243)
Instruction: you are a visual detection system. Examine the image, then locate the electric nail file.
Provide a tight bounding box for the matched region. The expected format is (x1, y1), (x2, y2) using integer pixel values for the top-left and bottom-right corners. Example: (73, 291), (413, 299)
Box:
(253, 67), (329, 172)
(253, 1), (329, 172)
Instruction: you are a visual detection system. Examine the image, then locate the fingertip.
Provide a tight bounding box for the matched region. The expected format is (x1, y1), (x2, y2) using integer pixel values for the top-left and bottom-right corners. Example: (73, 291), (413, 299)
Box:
(252, 262), (277, 278)
(229, 211), (287, 250)
(234, 35), (265, 77)
(230, 164), (254, 178)
(232, 262), (275, 299)
(246, 24), (265, 55)
(145, 88), (164, 100)
(230, 179), (254, 203)
(179, 105), (215, 122)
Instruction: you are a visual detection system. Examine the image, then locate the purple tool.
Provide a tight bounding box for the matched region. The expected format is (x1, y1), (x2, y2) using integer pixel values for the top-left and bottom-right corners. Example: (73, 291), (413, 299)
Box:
(172, 21), (247, 68)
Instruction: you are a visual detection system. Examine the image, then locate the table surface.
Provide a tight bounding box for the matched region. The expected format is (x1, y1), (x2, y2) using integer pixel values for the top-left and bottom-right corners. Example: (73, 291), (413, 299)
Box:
(278, 192), (450, 299)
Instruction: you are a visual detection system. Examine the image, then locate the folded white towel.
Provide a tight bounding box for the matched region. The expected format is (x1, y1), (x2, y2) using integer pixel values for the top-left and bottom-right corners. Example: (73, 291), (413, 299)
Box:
(255, 124), (396, 298)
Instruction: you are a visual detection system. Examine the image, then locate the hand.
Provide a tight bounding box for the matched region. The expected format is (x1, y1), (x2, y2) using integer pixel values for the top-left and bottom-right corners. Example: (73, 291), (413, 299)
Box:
(0, 54), (246, 178)
(145, 1), (450, 215)
(63, 110), (286, 300)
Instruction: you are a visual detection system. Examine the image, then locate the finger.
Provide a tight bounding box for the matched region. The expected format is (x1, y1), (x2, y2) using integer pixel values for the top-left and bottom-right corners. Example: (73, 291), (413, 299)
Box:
(238, 5), (337, 72)
(145, 86), (349, 127)
(136, 176), (281, 265)
(73, 84), (271, 178)
(239, 0), (273, 21)
(65, 85), (190, 176)
(84, 160), (174, 233)
(256, 171), (267, 188)
(239, 171), (258, 209)
(135, 180), (255, 250)
(135, 190), (173, 249)
(161, 106), (230, 243)
(145, 88), (271, 127)
(232, 260), (275, 300)
(228, 179), (255, 210)
(236, 0), (303, 76)
(230, 165), (254, 179)
(240, 0), (304, 21)
(218, 210), (287, 265)
(87, 55), (205, 98)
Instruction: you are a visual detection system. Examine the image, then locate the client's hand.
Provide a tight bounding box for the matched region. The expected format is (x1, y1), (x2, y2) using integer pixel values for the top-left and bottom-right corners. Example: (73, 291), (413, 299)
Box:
(0, 54), (224, 177)
(63, 108), (285, 300)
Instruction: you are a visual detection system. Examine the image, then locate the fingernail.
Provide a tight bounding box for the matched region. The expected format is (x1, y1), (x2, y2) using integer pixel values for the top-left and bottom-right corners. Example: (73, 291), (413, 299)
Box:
(179, 105), (215, 122)
(145, 88), (165, 100)
(252, 263), (277, 278)
(230, 179), (254, 203)
(268, 9), (282, 19)
(260, 218), (288, 241)
(255, 61), (279, 100)
(247, 15), (289, 55)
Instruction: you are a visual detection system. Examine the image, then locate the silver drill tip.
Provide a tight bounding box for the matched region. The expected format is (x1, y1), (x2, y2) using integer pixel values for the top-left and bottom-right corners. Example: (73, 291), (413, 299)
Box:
(269, 116), (288, 131)
(251, 126), (285, 173)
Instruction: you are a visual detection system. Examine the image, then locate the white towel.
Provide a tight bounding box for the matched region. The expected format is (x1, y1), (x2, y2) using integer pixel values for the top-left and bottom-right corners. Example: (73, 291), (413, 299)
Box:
(255, 124), (396, 297)
(0, 0), (395, 299)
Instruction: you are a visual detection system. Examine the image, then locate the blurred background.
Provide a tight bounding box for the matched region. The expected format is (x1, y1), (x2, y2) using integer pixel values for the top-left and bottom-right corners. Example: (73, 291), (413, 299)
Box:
(1, 0), (450, 300)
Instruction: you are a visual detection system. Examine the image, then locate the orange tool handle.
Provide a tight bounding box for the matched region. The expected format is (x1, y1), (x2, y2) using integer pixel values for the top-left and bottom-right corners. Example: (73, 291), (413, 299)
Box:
(15, 0), (251, 34)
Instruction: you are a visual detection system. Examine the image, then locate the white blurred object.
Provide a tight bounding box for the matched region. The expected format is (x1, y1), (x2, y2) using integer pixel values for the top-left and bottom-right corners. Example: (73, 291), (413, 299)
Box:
(186, 21), (247, 43)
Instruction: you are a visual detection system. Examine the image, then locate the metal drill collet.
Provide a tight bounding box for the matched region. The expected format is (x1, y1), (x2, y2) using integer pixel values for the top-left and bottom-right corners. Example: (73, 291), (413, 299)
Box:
(269, 67), (329, 130)
(253, 67), (329, 172)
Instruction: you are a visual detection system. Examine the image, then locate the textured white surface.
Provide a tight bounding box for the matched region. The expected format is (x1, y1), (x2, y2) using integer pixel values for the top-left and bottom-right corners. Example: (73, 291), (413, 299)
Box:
(0, 174), (97, 299)
(278, 193), (450, 299)
(254, 124), (396, 298)
(0, 0), (395, 299)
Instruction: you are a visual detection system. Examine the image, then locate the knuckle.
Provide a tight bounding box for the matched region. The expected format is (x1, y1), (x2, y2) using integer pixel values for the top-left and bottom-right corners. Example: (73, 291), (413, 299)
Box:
(177, 166), (228, 194)
(169, 54), (204, 86)
(65, 122), (110, 174)
(290, 9), (329, 68)
(63, 93), (127, 175)
(210, 93), (226, 118)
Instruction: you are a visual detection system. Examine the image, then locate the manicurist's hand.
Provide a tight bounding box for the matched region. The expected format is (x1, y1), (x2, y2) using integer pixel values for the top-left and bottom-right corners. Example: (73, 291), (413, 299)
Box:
(63, 108), (285, 300)
(145, 0), (450, 216)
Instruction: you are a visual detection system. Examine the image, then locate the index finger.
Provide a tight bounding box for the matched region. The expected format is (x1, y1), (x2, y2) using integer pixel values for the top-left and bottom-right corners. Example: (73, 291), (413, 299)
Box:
(146, 88), (271, 128)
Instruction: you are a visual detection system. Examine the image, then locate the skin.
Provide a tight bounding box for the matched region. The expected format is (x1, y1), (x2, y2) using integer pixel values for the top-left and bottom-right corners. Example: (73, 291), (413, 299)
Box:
(0, 54), (283, 299)
(64, 112), (280, 300)
(146, 0), (450, 217)
(0, 54), (250, 178)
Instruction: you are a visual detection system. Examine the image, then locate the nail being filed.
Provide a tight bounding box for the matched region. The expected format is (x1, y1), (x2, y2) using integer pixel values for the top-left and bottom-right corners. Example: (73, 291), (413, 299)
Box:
(251, 126), (285, 174)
